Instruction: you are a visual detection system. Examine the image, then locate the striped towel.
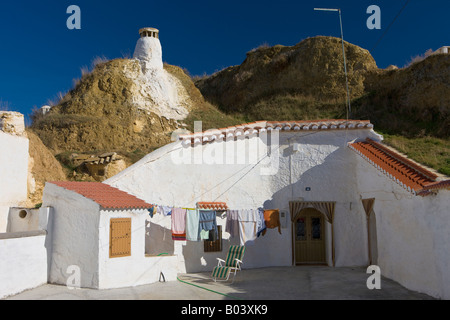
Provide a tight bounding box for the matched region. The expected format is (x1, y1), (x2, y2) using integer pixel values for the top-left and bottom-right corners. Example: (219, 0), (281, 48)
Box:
(172, 233), (187, 241)
(171, 208), (187, 241)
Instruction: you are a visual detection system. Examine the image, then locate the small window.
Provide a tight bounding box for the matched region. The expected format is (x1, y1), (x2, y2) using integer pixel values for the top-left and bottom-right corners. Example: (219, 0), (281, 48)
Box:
(110, 218), (132, 258)
(311, 217), (322, 240)
(296, 218), (306, 241)
(204, 225), (222, 252)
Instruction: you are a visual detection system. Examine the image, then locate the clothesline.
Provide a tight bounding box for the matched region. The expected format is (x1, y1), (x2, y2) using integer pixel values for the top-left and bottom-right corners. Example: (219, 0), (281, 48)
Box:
(146, 203), (282, 246)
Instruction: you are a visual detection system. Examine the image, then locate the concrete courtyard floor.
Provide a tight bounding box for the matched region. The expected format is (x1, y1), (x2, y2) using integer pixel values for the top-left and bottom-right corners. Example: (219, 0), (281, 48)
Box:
(5, 266), (435, 300)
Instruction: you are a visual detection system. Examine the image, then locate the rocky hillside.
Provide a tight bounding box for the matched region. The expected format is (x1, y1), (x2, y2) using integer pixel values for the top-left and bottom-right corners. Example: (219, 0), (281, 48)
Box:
(354, 53), (450, 138)
(29, 35), (449, 179)
(195, 36), (378, 114)
(195, 36), (449, 139)
(26, 129), (67, 206)
(195, 36), (449, 175)
(30, 59), (240, 156)
(31, 59), (179, 155)
(29, 56), (242, 186)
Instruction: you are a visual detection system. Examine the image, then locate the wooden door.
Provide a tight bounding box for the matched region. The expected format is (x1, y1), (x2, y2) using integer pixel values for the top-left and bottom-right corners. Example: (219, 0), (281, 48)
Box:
(294, 208), (326, 264)
(110, 218), (132, 258)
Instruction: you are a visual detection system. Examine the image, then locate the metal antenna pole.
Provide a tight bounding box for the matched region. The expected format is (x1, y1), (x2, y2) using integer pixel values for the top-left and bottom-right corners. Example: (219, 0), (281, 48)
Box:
(314, 8), (352, 119)
(338, 9), (351, 119)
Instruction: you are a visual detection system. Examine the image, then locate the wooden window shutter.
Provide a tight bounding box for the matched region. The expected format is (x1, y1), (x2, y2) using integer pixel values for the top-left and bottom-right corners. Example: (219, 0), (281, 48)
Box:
(204, 225), (222, 252)
(109, 218), (132, 258)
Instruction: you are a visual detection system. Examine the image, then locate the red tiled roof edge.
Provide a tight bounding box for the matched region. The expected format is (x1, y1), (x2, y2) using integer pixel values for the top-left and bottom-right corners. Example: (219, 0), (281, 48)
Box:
(197, 202), (228, 210)
(179, 119), (374, 144)
(420, 180), (450, 195)
(365, 138), (439, 181)
(348, 139), (448, 196)
(49, 181), (153, 210)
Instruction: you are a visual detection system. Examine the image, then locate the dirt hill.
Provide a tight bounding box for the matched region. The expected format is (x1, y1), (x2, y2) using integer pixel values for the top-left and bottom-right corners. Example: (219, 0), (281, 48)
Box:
(354, 53), (450, 138)
(195, 36), (449, 139)
(195, 36), (378, 114)
(195, 36), (449, 175)
(29, 36), (449, 180)
(30, 59), (240, 155)
(26, 129), (67, 206)
(29, 57), (242, 187)
(31, 59), (179, 155)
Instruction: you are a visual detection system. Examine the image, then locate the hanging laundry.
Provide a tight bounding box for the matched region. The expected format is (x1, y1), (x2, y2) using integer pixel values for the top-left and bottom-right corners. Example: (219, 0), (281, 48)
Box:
(200, 229), (210, 240)
(256, 207), (267, 237)
(148, 206), (155, 218)
(159, 206), (173, 216)
(238, 209), (258, 246)
(225, 209), (239, 238)
(199, 210), (217, 240)
(261, 209), (282, 235)
(171, 207), (187, 241)
(186, 209), (200, 241)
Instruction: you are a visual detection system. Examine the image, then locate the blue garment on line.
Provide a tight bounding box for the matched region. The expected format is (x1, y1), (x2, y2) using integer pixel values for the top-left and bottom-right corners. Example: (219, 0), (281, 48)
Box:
(198, 210), (217, 239)
(199, 210), (217, 230)
(256, 208), (267, 237)
(148, 206), (155, 218)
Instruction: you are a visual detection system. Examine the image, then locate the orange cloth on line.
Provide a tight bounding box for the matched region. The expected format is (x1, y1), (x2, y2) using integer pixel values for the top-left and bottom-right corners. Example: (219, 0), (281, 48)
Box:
(262, 209), (281, 235)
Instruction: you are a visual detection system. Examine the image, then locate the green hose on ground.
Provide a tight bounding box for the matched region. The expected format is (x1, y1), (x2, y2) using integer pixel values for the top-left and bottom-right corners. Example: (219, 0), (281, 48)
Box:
(176, 276), (244, 300)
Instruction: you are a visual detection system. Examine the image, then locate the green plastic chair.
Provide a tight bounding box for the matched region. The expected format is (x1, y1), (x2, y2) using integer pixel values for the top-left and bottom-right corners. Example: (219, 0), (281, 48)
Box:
(211, 245), (245, 283)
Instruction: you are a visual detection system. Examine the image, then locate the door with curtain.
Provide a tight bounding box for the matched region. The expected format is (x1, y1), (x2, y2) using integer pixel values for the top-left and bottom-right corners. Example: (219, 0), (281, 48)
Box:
(294, 208), (326, 264)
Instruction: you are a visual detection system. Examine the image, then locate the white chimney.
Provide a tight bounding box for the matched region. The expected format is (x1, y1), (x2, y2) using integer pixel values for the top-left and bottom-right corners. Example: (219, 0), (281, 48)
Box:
(133, 27), (163, 74)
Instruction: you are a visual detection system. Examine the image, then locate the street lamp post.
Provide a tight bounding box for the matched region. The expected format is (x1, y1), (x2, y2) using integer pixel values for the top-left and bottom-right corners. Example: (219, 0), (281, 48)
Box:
(314, 8), (351, 119)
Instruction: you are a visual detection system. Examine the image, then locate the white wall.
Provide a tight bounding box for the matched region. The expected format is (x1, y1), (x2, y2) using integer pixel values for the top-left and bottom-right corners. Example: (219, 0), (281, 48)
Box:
(0, 131), (29, 232)
(98, 209), (179, 289)
(0, 231), (48, 299)
(354, 152), (450, 299)
(106, 129), (380, 272)
(6, 208), (40, 232)
(42, 183), (180, 290)
(42, 183), (101, 289)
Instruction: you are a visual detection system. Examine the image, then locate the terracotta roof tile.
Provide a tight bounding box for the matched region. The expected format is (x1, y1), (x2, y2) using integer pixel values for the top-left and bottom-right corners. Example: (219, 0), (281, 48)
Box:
(421, 180), (450, 192)
(197, 202), (228, 210)
(49, 181), (153, 210)
(179, 120), (374, 146)
(349, 138), (450, 196)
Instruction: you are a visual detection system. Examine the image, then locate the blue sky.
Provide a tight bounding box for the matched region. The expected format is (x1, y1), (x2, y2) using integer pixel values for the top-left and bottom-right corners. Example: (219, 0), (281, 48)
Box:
(0, 0), (449, 121)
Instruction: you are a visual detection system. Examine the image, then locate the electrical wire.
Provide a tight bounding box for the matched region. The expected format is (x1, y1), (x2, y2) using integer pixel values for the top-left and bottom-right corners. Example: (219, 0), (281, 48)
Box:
(370, 0), (410, 53)
(141, 128), (348, 208)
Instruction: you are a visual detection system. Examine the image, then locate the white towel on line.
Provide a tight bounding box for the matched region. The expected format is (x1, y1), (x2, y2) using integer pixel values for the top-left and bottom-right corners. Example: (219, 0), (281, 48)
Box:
(238, 209), (258, 246)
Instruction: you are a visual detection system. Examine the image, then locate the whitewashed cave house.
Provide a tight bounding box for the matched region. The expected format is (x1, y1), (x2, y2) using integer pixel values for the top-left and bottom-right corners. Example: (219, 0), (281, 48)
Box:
(104, 119), (450, 299)
(41, 181), (179, 290)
